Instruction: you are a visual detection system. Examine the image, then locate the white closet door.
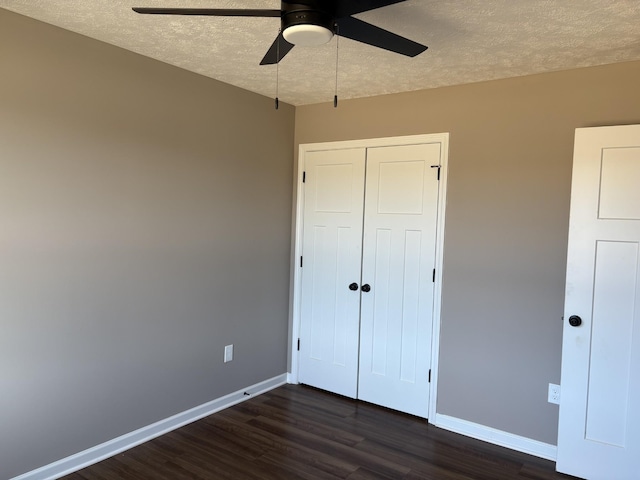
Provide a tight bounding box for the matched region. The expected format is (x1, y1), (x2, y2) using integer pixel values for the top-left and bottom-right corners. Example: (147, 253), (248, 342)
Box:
(298, 148), (366, 398)
(358, 143), (441, 417)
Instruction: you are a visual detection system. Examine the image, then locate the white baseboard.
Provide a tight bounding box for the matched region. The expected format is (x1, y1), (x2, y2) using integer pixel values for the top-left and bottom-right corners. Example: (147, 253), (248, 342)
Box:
(433, 413), (557, 461)
(286, 372), (298, 384)
(12, 373), (288, 480)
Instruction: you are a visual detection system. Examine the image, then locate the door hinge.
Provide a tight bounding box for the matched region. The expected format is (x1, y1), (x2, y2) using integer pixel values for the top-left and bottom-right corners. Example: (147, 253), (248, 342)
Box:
(302, 171), (306, 183)
(428, 369), (432, 383)
(431, 165), (441, 180)
(297, 338), (300, 351)
(300, 256), (303, 268)
(432, 269), (436, 283)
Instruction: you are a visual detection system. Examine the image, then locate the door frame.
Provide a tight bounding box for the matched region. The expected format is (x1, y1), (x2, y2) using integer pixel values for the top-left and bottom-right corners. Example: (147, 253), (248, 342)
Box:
(288, 133), (449, 422)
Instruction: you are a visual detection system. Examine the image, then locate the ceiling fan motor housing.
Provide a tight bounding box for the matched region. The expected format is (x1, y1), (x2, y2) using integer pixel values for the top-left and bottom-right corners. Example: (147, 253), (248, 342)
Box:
(282, 2), (335, 46)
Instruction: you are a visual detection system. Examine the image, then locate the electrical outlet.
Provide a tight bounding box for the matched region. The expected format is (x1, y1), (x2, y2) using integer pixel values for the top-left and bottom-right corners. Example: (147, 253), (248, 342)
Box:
(224, 344), (233, 363)
(548, 383), (561, 404)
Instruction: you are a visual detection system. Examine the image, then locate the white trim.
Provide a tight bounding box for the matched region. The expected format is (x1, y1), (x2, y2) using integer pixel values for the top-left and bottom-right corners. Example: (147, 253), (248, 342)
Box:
(12, 374), (288, 480)
(428, 133), (449, 423)
(289, 133), (449, 420)
(434, 413), (558, 461)
(297, 134), (448, 151)
(288, 153), (306, 385)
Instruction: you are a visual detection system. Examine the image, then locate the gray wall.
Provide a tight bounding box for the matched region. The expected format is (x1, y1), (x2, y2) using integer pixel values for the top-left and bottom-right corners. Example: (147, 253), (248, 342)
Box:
(0, 10), (294, 479)
(295, 60), (640, 445)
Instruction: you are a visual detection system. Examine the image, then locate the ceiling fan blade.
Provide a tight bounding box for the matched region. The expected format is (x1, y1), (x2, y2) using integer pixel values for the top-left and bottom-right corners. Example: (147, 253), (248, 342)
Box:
(132, 8), (281, 17)
(260, 33), (295, 65)
(336, 16), (427, 57)
(335, 0), (406, 18)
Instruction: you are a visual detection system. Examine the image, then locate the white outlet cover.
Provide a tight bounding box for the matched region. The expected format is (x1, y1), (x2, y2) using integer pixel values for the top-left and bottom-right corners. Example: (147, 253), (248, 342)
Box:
(548, 383), (561, 404)
(224, 344), (233, 363)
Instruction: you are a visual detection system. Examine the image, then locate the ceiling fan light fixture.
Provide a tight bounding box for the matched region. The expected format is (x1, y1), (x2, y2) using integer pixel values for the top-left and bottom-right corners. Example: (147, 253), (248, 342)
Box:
(283, 24), (333, 46)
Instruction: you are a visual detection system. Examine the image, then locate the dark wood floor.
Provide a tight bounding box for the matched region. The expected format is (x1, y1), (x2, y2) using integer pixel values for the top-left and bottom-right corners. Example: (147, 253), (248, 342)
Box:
(63, 384), (575, 480)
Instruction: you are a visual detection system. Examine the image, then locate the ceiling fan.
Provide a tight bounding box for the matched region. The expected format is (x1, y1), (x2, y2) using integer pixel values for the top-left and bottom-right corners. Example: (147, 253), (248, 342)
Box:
(132, 0), (428, 65)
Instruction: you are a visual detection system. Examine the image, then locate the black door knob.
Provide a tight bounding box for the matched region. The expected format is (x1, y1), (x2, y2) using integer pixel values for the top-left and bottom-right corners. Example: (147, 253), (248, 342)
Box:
(568, 315), (582, 327)
(349, 282), (359, 291)
(361, 284), (371, 293)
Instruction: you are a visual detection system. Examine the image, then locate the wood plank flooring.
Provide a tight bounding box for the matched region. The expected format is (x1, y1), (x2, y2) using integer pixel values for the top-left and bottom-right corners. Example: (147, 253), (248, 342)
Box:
(62, 384), (575, 480)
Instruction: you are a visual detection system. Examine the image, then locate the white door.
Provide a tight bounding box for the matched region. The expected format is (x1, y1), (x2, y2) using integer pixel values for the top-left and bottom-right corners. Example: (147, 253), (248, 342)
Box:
(557, 125), (640, 479)
(297, 138), (444, 417)
(298, 148), (366, 398)
(358, 144), (441, 417)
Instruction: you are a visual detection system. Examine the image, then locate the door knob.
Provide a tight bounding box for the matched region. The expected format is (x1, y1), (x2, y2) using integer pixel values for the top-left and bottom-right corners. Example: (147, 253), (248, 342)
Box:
(568, 315), (582, 327)
(361, 284), (371, 293)
(349, 282), (359, 291)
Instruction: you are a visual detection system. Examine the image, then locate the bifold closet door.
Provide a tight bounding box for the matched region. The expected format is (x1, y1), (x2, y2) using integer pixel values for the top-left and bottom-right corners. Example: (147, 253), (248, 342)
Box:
(297, 148), (366, 398)
(297, 142), (440, 417)
(358, 143), (440, 418)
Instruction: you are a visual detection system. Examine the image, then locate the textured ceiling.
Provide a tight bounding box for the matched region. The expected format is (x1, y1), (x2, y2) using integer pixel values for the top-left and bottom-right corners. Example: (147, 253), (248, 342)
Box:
(2, 0), (640, 105)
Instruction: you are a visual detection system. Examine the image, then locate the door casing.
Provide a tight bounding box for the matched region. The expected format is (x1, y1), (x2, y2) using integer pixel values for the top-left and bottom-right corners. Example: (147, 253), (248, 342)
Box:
(289, 133), (449, 422)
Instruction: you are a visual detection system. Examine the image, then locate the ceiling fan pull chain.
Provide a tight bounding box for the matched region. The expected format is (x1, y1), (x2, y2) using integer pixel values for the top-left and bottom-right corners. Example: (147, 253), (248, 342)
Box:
(275, 29), (280, 110)
(334, 24), (339, 108)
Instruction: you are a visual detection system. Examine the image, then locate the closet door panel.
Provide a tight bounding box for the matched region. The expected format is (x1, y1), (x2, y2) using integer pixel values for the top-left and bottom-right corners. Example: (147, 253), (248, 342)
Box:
(358, 143), (441, 417)
(298, 148), (366, 398)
